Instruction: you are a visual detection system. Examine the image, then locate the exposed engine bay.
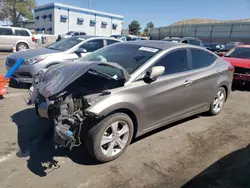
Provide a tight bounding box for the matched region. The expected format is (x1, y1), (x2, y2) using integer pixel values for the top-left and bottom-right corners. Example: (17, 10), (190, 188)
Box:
(28, 61), (130, 149)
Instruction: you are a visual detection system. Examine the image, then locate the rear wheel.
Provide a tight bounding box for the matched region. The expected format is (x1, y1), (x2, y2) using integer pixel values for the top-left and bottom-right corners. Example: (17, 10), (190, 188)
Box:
(207, 87), (226, 116)
(85, 113), (134, 162)
(16, 43), (28, 51)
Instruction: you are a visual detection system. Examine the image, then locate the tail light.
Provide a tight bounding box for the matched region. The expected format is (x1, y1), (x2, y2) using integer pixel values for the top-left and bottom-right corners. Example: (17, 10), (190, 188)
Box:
(32, 36), (35, 42)
(228, 65), (235, 72)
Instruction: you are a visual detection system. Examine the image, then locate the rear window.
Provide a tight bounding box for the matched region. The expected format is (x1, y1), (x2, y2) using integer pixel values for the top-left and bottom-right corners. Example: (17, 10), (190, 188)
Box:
(15, 29), (30, 36)
(0, 28), (13, 35)
(189, 39), (201, 46)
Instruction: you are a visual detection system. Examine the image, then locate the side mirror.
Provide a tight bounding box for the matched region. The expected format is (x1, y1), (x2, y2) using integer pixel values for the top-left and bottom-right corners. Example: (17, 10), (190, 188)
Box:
(75, 48), (87, 53)
(143, 66), (165, 83)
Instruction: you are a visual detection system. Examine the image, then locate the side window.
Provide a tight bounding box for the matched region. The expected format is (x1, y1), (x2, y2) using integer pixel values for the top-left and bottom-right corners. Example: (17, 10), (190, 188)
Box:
(156, 49), (189, 75)
(190, 49), (217, 69)
(0, 28), (13, 35)
(80, 39), (104, 52)
(80, 32), (86, 35)
(182, 40), (188, 44)
(106, 39), (119, 46)
(15, 29), (30, 36)
(189, 39), (201, 46)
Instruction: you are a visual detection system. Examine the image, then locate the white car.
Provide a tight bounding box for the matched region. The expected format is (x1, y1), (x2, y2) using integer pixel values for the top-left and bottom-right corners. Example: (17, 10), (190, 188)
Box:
(5, 36), (122, 83)
(62, 31), (87, 39)
(0, 26), (36, 51)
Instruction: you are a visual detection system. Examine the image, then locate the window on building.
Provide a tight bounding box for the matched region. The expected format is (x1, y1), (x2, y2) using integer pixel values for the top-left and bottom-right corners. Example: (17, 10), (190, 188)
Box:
(15, 29), (30, 36)
(90, 20), (96, 27)
(112, 24), (118, 30)
(155, 49), (189, 75)
(0, 28), (13, 35)
(79, 39), (104, 52)
(190, 49), (217, 69)
(101, 22), (108, 29)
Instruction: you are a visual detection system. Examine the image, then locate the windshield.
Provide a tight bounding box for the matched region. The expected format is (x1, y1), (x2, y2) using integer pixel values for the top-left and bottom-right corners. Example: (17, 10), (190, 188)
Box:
(46, 37), (84, 51)
(225, 47), (250, 59)
(79, 43), (161, 74)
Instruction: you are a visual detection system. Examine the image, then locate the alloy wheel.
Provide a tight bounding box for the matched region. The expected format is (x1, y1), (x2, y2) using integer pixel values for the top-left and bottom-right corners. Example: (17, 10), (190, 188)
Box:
(213, 90), (225, 114)
(100, 121), (130, 157)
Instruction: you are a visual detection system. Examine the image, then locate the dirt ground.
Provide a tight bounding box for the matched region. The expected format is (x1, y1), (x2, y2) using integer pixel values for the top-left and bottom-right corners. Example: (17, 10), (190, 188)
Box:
(0, 52), (250, 188)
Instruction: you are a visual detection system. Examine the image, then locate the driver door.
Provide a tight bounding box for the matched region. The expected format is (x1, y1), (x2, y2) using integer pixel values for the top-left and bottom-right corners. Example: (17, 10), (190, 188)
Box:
(78, 39), (105, 57)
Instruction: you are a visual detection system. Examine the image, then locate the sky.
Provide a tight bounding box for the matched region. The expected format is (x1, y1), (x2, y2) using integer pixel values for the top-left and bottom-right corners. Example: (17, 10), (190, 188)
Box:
(1, 0), (250, 29)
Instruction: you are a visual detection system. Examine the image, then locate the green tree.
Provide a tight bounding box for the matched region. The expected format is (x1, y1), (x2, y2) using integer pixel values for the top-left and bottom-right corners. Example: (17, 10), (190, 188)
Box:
(144, 22), (155, 36)
(0, 0), (36, 26)
(128, 20), (141, 35)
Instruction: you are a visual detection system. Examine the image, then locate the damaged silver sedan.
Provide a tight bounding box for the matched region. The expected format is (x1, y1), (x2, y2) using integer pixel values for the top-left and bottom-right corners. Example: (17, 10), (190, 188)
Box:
(27, 41), (233, 162)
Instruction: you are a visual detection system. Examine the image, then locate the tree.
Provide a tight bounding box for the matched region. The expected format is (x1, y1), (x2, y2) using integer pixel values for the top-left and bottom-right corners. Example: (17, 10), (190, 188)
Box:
(0, 0), (36, 26)
(144, 22), (155, 36)
(129, 20), (141, 35)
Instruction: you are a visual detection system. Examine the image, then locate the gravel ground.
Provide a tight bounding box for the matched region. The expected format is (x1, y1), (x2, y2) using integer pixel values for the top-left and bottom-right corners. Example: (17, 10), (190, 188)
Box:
(0, 52), (250, 188)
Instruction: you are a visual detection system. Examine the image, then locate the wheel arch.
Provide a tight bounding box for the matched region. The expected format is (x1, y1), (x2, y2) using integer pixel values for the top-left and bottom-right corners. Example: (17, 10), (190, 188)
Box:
(100, 108), (139, 139)
(219, 84), (229, 101)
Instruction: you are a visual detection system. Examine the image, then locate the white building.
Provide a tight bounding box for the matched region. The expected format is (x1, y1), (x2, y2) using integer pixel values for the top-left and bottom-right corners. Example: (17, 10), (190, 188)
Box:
(33, 2), (124, 36)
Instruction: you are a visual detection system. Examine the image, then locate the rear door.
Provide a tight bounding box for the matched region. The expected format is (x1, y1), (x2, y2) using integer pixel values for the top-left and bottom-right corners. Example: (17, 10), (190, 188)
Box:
(0, 27), (14, 50)
(186, 48), (219, 111)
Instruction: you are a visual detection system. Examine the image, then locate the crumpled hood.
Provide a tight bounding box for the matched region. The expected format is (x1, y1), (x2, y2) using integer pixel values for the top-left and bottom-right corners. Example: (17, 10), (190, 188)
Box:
(8, 47), (61, 60)
(38, 60), (130, 98)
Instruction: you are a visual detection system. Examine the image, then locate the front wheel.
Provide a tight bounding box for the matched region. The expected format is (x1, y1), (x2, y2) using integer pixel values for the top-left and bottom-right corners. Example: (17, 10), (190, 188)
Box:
(85, 113), (134, 163)
(207, 87), (226, 116)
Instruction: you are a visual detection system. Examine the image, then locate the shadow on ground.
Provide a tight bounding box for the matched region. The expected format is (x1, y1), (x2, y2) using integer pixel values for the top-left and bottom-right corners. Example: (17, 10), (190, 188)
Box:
(11, 108), (99, 177)
(182, 145), (250, 188)
(232, 83), (250, 92)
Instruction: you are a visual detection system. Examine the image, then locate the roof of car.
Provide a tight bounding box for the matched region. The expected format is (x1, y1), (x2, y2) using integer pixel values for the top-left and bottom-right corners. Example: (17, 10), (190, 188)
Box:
(122, 40), (184, 49)
(70, 35), (120, 40)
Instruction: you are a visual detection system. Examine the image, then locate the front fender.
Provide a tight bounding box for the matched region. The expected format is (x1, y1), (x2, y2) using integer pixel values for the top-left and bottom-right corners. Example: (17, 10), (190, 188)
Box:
(85, 94), (143, 128)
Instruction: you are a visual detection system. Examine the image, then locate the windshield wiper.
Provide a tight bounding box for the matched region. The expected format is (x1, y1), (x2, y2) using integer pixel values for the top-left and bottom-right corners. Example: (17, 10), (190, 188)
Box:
(89, 69), (114, 80)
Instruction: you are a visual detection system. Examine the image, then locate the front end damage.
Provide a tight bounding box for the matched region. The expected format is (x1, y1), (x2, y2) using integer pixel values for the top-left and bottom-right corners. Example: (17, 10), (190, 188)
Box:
(28, 60), (130, 149)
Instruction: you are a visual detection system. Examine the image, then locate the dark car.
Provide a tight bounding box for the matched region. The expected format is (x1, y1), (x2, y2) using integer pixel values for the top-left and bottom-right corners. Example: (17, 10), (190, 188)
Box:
(162, 37), (204, 47)
(28, 40), (234, 162)
(204, 43), (224, 52)
(216, 42), (243, 56)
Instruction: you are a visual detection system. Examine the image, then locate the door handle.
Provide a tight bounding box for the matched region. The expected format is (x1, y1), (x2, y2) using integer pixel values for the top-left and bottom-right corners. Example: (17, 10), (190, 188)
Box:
(216, 70), (222, 75)
(184, 79), (193, 86)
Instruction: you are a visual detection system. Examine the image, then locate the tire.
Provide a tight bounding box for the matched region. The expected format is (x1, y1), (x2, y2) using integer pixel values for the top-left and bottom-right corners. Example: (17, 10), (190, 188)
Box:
(85, 113), (134, 163)
(207, 87), (226, 116)
(16, 43), (28, 51)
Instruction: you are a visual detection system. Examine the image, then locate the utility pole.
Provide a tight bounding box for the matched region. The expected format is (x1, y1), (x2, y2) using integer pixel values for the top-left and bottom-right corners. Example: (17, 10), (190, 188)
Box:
(88, 0), (91, 9)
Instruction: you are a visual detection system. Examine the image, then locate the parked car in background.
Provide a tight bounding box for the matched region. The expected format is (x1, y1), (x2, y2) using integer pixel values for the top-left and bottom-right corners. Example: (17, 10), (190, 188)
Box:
(222, 45), (250, 86)
(215, 41), (243, 56)
(62, 31), (87, 38)
(0, 26), (35, 51)
(110, 35), (132, 41)
(162, 37), (204, 47)
(29, 40), (234, 162)
(131, 37), (147, 41)
(204, 43), (224, 52)
(5, 36), (121, 83)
